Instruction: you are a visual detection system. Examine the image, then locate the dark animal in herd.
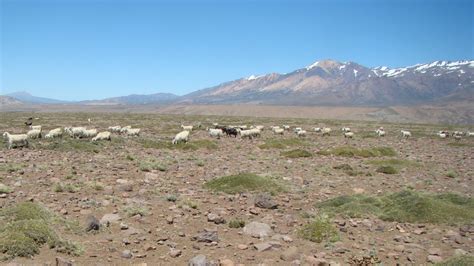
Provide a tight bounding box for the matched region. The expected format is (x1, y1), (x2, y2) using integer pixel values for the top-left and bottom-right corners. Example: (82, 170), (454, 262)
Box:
(25, 117), (33, 126)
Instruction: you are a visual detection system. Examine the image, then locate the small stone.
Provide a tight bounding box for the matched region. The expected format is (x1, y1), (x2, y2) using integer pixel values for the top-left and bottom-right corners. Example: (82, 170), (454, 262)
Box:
(166, 216), (174, 224)
(427, 255), (443, 263)
(254, 242), (273, 252)
(394, 245), (405, 253)
(280, 246), (299, 261)
(121, 249), (132, 259)
(189, 254), (207, 266)
(120, 223), (129, 230)
(428, 248), (442, 255)
(254, 193), (278, 209)
(85, 215), (100, 232)
(219, 259), (234, 266)
(100, 213), (121, 225)
(55, 257), (73, 266)
(169, 249), (182, 258)
(237, 244), (248, 250)
(192, 229), (218, 243)
(243, 222), (273, 238)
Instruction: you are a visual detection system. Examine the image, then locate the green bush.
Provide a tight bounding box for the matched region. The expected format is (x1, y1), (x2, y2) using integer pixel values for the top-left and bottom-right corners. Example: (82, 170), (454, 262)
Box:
(299, 215), (339, 243)
(204, 173), (284, 194)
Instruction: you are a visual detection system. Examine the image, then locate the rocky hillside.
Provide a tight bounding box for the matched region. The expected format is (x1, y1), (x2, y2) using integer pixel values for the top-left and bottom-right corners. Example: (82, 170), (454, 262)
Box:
(181, 60), (474, 106)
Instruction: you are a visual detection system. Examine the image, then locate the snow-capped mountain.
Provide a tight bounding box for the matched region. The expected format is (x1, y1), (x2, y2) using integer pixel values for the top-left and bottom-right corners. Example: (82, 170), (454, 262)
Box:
(181, 59), (474, 106)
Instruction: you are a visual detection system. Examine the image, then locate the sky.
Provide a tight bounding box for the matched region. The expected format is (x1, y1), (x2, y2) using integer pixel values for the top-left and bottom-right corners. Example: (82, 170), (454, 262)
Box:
(1, 0), (473, 101)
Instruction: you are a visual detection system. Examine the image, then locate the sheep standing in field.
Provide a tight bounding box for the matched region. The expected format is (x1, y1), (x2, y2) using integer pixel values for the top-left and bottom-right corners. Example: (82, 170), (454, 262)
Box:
(92, 131), (111, 142)
(401, 130), (411, 138)
(344, 132), (354, 138)
(314, 127), (322, 133)
(181, 125), (193, 132)
(297, 130), (307, 137)
(293, 127), (302, 133)
(45, 128), (63, 139)
(467, 132), (474, 137)
(172, 130), (190, 144)
(27, 129), (42, 139)
(322, 127), (332, 136)
(283, 125), (290, 131)
(108, 126), (122, 133)
(273, 128), (284, 135)
(255, 125), (264, 131)
(3, 132), (28, 149)
(341, 127), (351, 132)
(240, 128), (260, 139)
(124, 128), (140, 137)
(65, 127), (87, 139)
(29, 125), (42, 131)
(208, 128), (224, 139)
(375, 129), (385, 137)
(83, 129), (98, 138)
(437, 132), (448, 139)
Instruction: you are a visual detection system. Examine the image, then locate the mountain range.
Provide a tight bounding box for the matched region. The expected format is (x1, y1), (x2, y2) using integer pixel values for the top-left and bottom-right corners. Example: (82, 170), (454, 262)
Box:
(2, 59), (473, 106)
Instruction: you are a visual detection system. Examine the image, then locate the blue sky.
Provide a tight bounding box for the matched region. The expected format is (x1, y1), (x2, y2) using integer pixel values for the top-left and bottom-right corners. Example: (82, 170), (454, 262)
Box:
(1, 0), (472, 101)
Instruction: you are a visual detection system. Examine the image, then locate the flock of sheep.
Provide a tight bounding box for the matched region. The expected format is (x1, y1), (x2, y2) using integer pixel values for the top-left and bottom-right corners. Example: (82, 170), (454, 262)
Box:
(3, 119), (473, 149)
(2, 124), (141, 149)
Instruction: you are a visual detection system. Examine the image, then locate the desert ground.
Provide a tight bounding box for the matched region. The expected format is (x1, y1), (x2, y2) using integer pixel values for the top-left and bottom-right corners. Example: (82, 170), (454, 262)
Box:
(0, 112), (473, 265)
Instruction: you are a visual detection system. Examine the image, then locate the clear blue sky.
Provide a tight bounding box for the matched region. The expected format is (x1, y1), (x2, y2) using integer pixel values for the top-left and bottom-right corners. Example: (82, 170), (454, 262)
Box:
(1, 0), (472, 101)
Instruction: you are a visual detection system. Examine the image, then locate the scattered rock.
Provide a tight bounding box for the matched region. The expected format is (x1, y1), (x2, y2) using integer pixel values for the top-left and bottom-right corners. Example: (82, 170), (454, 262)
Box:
(121, 249), (132, 259)
(55, 257), (72, 266)
(219, 258), (234, 266)
(192, 229), (219, 243)
(188, 254), (208, 266)
(169, 249), (182, 258)
(254, 193), (278, 209)
(280, 246), (300, 261)
(100, 213), (121, 226)
(243, 222), (272, 238)
(427, 255), (443, 263)
(85, 215), (100, 232)
(254, 242), (273, 252)
(207, 213), (225, 224)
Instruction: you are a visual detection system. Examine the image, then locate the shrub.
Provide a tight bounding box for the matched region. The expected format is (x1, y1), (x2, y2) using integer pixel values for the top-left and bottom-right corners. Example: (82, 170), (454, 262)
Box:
(281, 149), (312, 158)
(318, 146), (396, 158)
(299, 215), (339, 243)
(228, 219), (246, 228)
(376, 165), (398, 174)
(204, 173), (284, 195)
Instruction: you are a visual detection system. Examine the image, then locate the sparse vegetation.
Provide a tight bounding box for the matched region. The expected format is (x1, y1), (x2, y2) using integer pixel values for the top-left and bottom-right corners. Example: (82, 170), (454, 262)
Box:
(318, 146), (396, 157)
(0, 184), (12, 194)
(446, 170), (458, 178)
(228, 219), (246, 228)
(166, 194), (178, 202)
(317, 190), (474, 224)
(0, 202), (82, 259)
(299, 215), (339, 243)
(204, 173), (284, 194)
(123, 205), (149, 217)
(436, 255), (474, 266)
(376, 165), (398, 174)
(139, 159), (168, 172)
(281, 149), (312, 158)
(259, 138), (306, 149)
(138, 138), (217, 150)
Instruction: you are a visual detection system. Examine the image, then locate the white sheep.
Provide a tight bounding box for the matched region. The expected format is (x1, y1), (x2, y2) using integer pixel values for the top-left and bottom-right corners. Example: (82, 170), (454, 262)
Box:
(172, 130), (190, 144)
(29, 125), (42, 131)
(401, 130), (411, 138)
(322, 127), (332, 136)
(92, 131), (111, 142)
(120, 126), (132, 134)
(83, 129), (98, 138)
(294, 127), (302, 133)
(255, 125), (264, 131)
(45, 128), (63, 139)
(181, 125), (193, 131)
(64, 127), (87, 139)
(108, 126), (122, 133)
(208, 128), (224, 139)
(375, 129), (385, 137)
(341, 127), (351, 132)
(27, 129), (42, 139)
(283, 125), (290, 131)
(240, 128), (260, 139)
(344, 132), (354, 138)
(273, 128), (284, 135)
(314, 127), (322, 132)
(3, 132), (28, 149)
(125, 128), (140, 136)
(437, 132), (447, 139)
(467, 132), (474, 137)
(297, 130), (307, 137)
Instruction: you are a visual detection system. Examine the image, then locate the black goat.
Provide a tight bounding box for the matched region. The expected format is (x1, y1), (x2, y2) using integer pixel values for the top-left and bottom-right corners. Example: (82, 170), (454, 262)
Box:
(223, 127), (238, 137)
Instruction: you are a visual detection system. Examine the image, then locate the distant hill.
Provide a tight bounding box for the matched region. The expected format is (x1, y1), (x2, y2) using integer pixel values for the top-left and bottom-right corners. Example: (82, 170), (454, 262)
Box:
(80, 92), (179, 105)
(180, 59), (474, 106)
(5, 91), (68, 104)
(0, 95), (24, 106)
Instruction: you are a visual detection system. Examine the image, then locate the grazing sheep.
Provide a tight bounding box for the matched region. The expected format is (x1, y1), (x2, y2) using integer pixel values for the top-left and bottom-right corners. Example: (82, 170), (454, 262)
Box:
(88, 118), (91, 124)
(255, 125), (264, 131)
(344, 132), (354, 138)
(119, 126), (132, 134)
(322, 127), (332, 136)
(297, 130), (307, 137)
(467, 132), (474, 137)
(27, 129), (42, 139)
(83, 129), (98, 138)
(401, 130), (411, 138)
(172, 130), (190, 144)
(454, 135), (462, 141)
(239, 128), (260, 139)
(45, 128), (63, 139)
(375, 129), (386, 137)
(283, 125), (290, 131)
(452, 131), (465, 137)
(181, 125), (193, 131)
(108, 126), (122, 133)
(293, 127), (302, 133)
(271, 126), (280, 131)
(124, 128), (140, 137)
(25, 117), (33, 126)
(92, 131), (111, 142)
(65, 127), (87, 139)
(273, 128), (284, 135)
(3, 132), (28, 149)
(437, 132), (448, 139)
(208, 128), (224, 139)
(29, 125), (42, 131)
(314, 127), (322, 132)
(341, 127), (351, 132)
